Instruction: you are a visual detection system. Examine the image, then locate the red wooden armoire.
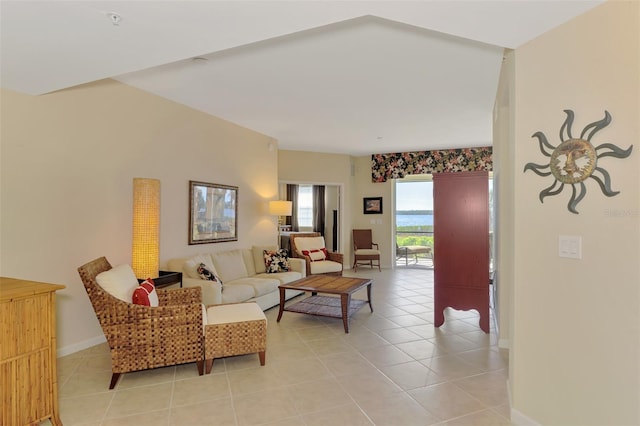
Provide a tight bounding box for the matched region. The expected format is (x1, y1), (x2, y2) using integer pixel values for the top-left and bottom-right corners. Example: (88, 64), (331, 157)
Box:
(433, 171), (490, 333)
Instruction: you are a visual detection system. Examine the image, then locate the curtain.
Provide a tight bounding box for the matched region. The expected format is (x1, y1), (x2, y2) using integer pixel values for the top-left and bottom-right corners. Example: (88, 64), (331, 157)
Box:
(371, 146), (492, 182)
(312, 185), (325, 235)
(286, 184), (299, 232)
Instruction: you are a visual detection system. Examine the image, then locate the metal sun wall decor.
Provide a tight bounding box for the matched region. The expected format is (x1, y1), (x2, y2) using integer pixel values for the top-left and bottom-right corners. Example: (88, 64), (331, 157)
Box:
(524, 109), (633, 214)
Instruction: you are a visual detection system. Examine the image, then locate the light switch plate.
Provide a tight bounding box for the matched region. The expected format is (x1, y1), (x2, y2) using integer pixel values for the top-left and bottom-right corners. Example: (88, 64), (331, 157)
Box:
(559, 235), (582, 259)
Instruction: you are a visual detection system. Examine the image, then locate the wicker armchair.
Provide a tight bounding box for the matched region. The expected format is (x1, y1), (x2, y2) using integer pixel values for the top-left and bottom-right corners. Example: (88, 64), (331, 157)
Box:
(353, 229), (381, 272)
(77, 257), (204, 389)
(289, 232), (343, 276)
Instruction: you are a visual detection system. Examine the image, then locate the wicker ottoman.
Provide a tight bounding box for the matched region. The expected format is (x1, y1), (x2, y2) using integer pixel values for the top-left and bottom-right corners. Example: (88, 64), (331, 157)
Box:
(204, 302), (267, 374)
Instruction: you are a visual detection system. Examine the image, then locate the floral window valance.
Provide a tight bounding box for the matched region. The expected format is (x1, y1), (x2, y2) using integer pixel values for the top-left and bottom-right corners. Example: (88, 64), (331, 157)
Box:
(371, 146), (492, 182)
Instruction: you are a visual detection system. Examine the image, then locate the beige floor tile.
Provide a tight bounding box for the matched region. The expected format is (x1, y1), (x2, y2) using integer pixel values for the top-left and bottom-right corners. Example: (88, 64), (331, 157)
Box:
(318, 351), (378, 377)
(51, 268), (512, 426)
(227, 364), (288, 395)
(116, 366), (176, 389)
(295, 324), (338, 341)
(341, 327), (390, 349)
(387, 314), (430, 327)
(395, 339), (442, 360)
(335, 370), (403, 405)
(360, 315), (403, 331)
(170, 398), (236, 425)
(419, 354), (484, 381)
(59, 392), (113, 425)
(455, 348), (509, 372)
(233, 388), (298, 425)
(379, 361), (446, 390)
(357, 392), (440, 425)
(105, 382), (173, 419)
(102, 409), (171, 426)
(172, 373), (231, 407)
(358, 344), (414, 367)
(304, 335), (357, 356)
(409, 382), (486, 421)
(452, 371), (510, 407)
(302, 402), (373, 426)
(288, 377), (352, 414)
(222, 352), (265, 372)
(429, 334), (483, 354)
(59, 369), (113, 397)
(439, 408), (514, 426)
(376, 327), (423, 344)
(261, 416), (306, 426)
(270, 355), (333, 384)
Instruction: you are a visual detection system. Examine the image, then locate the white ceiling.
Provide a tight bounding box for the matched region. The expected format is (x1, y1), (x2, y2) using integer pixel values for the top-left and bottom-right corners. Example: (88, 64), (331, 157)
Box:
(0, 1), (604, 156)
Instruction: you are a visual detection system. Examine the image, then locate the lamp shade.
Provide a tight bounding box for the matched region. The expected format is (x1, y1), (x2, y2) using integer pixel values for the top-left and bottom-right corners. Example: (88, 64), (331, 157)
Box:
(132, 178), (160, 279)
(269, 200), (292, 216)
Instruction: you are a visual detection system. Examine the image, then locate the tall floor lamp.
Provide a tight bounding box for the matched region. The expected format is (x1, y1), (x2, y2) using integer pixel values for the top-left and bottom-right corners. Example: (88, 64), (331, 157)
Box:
(132, 178), (160, 280)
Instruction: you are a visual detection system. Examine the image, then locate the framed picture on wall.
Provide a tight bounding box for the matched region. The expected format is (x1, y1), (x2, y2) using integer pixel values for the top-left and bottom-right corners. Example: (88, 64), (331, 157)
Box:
(189, 180), (238, 244)
(363, 197), (383, 214)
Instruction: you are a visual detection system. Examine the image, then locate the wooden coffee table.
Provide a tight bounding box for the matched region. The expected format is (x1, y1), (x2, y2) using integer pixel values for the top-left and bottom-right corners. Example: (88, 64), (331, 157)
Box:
(277, 275), (373, 333)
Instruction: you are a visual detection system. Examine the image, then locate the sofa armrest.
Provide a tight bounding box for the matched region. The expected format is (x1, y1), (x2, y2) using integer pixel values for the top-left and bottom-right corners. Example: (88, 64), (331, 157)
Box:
(288, 257), (306, 277)
(182, 277), (223, 305)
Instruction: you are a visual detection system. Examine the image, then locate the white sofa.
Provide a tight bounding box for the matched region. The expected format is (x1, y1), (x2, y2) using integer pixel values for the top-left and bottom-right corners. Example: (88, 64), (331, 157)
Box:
(166, 245), (305, 310)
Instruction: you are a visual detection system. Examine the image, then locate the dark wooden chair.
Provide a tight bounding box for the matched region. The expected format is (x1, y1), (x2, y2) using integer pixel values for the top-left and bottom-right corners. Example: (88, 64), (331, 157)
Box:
(352, 229), (381, 272)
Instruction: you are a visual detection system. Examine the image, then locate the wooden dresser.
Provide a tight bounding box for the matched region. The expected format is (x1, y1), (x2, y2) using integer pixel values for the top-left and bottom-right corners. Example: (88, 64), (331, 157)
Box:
(0, 277), (65, 426)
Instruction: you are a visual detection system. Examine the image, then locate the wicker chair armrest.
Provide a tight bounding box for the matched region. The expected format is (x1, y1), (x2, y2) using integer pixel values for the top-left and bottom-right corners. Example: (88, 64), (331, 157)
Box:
(327, 252), (344, 264)
(372, 243), (379, 249)
(100, 301), (203, 341)
(157, 286), (202, 306)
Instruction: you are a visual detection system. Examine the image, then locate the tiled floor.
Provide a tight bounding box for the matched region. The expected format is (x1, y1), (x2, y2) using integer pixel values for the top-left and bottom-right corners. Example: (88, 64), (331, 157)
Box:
(49, 267), (511, 425)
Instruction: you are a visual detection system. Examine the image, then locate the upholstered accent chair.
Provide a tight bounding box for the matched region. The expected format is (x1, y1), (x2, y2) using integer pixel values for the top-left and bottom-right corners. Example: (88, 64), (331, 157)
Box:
(77, 257), (205, 389)
(352, 229), (381, 272)
(289, 232), (343, 276)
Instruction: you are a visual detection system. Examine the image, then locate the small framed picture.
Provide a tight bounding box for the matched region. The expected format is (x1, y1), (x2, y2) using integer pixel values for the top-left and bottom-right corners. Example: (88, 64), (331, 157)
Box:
(363, 197), (383, 214)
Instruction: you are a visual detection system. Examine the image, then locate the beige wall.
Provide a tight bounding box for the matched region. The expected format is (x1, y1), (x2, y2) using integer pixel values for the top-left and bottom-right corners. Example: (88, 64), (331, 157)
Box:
(510, 1), (639, 424)
(0, 80), (280, 355)
(277, 151), (396, 269)
(277, 149), (355, 265)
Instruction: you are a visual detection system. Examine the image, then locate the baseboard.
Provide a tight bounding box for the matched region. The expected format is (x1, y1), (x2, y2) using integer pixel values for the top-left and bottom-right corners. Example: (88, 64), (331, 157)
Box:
(57, 334), (106, 357)
(510, 408), (541, 426)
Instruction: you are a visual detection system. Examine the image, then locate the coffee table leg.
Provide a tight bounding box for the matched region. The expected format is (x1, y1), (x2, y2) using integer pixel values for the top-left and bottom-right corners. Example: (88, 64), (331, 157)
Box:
(341, 293), (350, 333)
(367, 283), (373, 312)
(277, 287), (285, 322)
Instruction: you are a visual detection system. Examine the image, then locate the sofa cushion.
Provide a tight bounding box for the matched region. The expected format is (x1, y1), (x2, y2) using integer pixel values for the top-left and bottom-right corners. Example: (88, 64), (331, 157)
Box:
(294, 236), (327, 257)
(220, 284), (256, 304)
(254, 271), (303, 285)
(184, 254), (216, 279)
(309, 260), (342, 275)
(212, 250), (249, 283)
(95, 264), (140, 303)
(132, 279), (159, 307)
(229, 277), (279, 298)
(252, 245), (277, 274)
(264, 249), (290, 273)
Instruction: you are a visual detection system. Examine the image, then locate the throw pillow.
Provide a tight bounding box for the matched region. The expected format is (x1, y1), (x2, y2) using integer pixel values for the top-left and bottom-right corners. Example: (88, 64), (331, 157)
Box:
(197, 262), (223, 293)
(263, 249), (290, 273)
(302, 248), (327, 262)
(132, 278), (159, 307)
(95, 264), (140, 303)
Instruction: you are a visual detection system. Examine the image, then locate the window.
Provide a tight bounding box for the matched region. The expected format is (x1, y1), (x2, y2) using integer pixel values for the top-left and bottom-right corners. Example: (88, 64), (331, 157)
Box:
(297, 185), (313, 228)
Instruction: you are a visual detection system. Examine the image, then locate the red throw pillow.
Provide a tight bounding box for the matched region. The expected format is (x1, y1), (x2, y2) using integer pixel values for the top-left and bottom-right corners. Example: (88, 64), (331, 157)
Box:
(302, 249), (327, 262)
(132, 278), (159, 307)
